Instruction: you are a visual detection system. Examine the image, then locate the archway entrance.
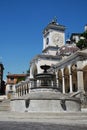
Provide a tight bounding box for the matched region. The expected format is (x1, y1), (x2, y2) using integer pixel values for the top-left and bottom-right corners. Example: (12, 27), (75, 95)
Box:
(31, 64), (37, 78)
(71, 64), (78, 92)
(64, 67), (70, 93)
(58, 70), (62, 92)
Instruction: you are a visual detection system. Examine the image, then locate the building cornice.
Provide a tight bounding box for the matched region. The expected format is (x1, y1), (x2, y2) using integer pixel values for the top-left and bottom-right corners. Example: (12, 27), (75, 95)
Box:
(30, 54), (62, 65)
(55, 50), (87, 69)
(42, 46), (59, 53)
(43, 22), (65, 34)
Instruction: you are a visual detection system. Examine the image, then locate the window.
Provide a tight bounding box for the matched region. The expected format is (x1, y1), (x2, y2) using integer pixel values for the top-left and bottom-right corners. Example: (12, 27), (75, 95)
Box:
(10, 85), (13, 90)
(46, 38), (49, 45)
(10, 77), (14, 81)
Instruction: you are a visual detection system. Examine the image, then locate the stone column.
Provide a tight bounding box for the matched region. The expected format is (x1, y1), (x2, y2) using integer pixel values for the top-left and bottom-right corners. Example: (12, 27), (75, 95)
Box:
(68, 65), (73, 93)
(61, 68), (65, 94)
(77, 61), (84, 92)
(55, 71), (58, 88)
(77, 69), (84, 92)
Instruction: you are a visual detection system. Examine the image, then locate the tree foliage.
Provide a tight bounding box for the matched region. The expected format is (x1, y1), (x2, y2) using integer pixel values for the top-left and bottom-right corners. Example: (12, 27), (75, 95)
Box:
(76, 31), (87, 49)
(17, 77), (25, 83)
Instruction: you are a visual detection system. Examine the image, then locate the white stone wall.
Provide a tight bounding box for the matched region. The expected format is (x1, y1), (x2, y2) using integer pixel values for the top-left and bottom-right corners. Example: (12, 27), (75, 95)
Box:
(11, 99), (25, 112)
(43, 30), (65, 50)
(6, 84), (16, 95)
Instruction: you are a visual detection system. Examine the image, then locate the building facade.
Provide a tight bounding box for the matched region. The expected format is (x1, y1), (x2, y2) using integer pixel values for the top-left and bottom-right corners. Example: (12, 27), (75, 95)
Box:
(6, 73), (29, 98)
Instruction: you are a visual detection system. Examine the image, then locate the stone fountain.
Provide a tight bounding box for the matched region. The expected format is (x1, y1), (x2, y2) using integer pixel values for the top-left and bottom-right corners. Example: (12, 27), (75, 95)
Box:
(25, 65), (81, 112)
(30, 64), (58, 92)
(11, 65), (81, 112)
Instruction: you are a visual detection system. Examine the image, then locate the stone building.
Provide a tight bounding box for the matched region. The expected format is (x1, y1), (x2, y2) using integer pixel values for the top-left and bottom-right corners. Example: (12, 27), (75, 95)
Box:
(0, 63), (5, 95)
(6, 73), (29, 98)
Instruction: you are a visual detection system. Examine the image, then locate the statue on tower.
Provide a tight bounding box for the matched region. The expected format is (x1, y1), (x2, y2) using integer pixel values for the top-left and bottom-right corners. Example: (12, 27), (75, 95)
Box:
(52, 16), (57, 24)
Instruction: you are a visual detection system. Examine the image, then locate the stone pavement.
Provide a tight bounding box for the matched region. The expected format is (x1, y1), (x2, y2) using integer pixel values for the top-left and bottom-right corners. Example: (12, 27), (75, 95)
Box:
(0, 111), (87, 130)
(0, 121), (87, 130)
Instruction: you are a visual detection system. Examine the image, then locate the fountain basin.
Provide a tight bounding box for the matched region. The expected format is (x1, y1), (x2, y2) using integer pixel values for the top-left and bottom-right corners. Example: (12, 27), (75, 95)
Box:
(11, 91), (81, 112)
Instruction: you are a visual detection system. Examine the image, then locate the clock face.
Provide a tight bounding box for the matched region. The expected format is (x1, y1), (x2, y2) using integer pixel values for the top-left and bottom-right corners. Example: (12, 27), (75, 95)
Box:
(52, 33), (63, 46)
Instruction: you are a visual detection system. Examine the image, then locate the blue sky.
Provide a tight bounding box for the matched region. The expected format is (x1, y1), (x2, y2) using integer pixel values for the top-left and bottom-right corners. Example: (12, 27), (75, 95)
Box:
(0, 0), (87, 80)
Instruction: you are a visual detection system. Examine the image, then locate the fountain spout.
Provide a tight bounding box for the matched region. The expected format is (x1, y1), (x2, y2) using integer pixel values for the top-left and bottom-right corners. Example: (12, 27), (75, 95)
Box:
(40, 64), (50, 73)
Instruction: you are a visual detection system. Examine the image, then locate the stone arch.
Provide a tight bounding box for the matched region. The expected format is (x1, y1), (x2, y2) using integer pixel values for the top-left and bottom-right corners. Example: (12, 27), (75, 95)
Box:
(83, 65), (87, 92)
(31, 64), (37, 78)
(64, 67), (70, 93)
(71, 64), (78, 92)
(58, 69), (62, 92)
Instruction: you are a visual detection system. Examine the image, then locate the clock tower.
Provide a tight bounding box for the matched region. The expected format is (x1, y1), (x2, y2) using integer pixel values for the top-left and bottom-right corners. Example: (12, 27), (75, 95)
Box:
(43, 18), (65, 55)
(30, 18), (65, 79)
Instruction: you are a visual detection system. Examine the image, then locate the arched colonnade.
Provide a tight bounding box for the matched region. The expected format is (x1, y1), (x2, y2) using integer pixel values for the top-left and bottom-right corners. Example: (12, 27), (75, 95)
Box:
(55, 62), (87, 94)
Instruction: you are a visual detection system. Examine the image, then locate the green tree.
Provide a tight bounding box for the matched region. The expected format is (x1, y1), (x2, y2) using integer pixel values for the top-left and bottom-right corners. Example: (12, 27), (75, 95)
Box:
(81, 31), (87, 39)
(76, 31), (87, 49)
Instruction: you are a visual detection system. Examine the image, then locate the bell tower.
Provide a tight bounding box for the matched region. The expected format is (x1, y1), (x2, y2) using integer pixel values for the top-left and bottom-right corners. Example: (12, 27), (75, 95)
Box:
(43, 18), (65, 53)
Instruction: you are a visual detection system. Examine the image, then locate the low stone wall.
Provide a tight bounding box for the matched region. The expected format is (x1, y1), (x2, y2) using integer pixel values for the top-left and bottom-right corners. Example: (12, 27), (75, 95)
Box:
(11, 99), (25, 112)
(10, 98), (81, 112)
(65, 99), (81, 111)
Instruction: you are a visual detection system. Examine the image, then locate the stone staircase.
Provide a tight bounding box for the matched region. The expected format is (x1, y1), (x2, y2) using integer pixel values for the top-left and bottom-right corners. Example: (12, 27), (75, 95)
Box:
(0, 99), (10, 111)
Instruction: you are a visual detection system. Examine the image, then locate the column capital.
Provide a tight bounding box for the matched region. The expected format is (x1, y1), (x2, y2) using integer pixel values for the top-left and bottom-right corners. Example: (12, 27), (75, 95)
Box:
(68, 65), (72, 74)
(77, 69), (83, 71)
(61, 68), (64, 73)
(68, 65), (71, 69)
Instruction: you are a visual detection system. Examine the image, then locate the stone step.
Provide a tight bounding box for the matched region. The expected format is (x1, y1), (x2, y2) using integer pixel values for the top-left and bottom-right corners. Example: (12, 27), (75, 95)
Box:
(0, 100), (10, 111)
(0, 111), (87, 125)
(0, 111), (87, 118)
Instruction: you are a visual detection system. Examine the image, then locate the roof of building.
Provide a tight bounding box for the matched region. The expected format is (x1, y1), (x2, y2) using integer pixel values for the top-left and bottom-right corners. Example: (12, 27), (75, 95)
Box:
(70, 33), (81, 39)
(7, 73), (29, 78)
(43, 19), (65, 34)
(57, 43), (79, 56)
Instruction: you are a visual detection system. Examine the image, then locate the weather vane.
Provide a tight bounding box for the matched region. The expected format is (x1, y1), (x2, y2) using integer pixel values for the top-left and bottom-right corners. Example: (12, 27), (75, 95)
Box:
(52, 16), (57, 23)
(54, 16), (57, 22)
